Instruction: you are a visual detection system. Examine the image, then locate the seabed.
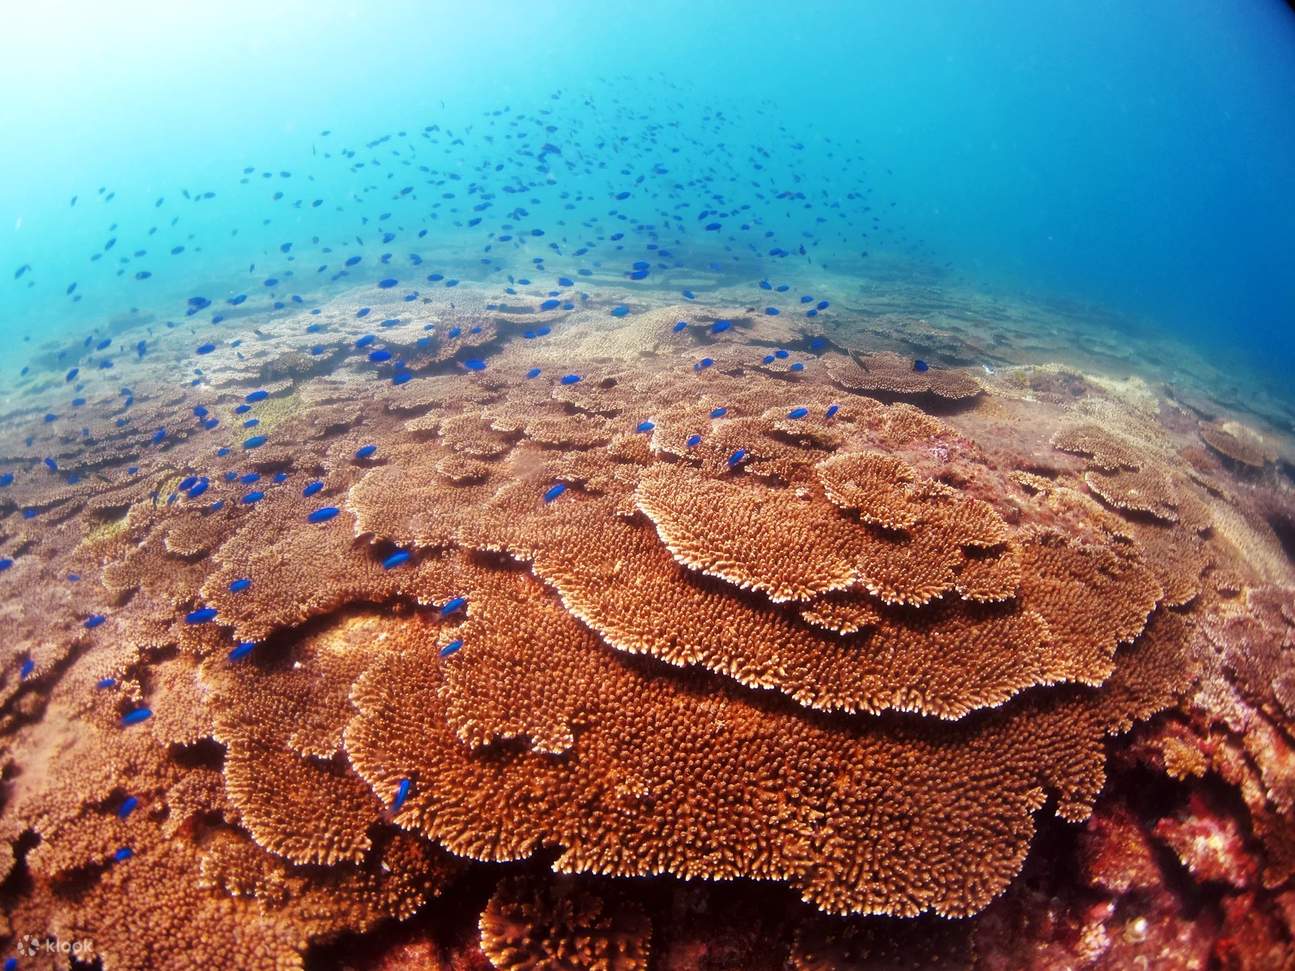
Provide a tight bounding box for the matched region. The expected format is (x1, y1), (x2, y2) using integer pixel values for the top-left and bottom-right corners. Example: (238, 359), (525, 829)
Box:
(1, 271), (1293, 969)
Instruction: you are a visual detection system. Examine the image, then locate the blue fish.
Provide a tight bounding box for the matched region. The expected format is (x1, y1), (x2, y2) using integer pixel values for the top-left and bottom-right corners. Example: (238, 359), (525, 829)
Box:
(710, 406), (728, 418)
(696, 358), (714, 370)
(712, 319), (732, 333)
(682, 289), (696, 299)
(686, 433), (702, 447)
(242, 491), (265, 504)
(539, 298), (560, 311)
(307, 506), (340, 523)
(355, 444), (377, 459)
(98, 677), (117, 689)
(560, 373), (582, 385)
(228, 641), (256, 662)
(121, 707), (152, 726)
(303, 481), (324, 497)
(382, 550), (411, 569)
(463, 358), (487, 371)
(610, 305), (629, 317)
(673, 320), (687, 332)
(727, 448), (747, 468)
(440, 596), (467, 617)
(526, 367), (542, 379)
(113, 847), (133, 863)
(765, 307), (780, 316)
(789, 362), (804, 372)
(229, 578), (252, 593)
(20, 658), (34, 679)
(0, 558), (12, 571)
(439, 639), (463, 658)
(543, 482), (567, 503)
(369, 349), (392, 363)
(787, 407), (809, 420)
(245, 389), (268, 403)
(636, 420), (655, 432)
(118, 796), (139, 819)
(85, 614), (107, 629)
(913, 359), (929, 373)
(826, 404), (840, 418)
(244, 435), (267, 449)
(378, 277), (398, 289)
(392, 777), (412, 811)
(185, 607), (218, 624)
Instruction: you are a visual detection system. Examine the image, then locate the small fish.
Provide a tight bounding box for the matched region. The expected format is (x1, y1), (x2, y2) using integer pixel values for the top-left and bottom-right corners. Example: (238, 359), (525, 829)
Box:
(242, 491), (265, 504)
(727, 448), (747, 468)
(392, 777), (412, 811)
(243, 435), (267, 449)
(98, 677), (117, 689)
(787, 407), (809, 420)
(913, 359), (929, 373)
(245, 389), (268, 403)
(539, 298), (560, 311)
(610, 305), (629, 317)
(120, 707), (152, 726)
(695, 358), (714, 370)
(307, 506), (340, 523)
(0, 558), (12, 571)
(66, 367), (79, 382)
(113, 847), (134, 863)
(712, 319), (732, 333)
(826, 404), (840, 418)
(355, 443), (377, 459)
(229, 578), (252, 593)
(440, 596), (467, 617)
(559, 373), (582, 385)
(636, 420), (655, 432)
(439, 639), (463, 658)
(118, 796), (139, 818)
(764, 307), (780, 316)
(710, 406), (728, 418)
(382, 550), (411, 569)
(463, 358), (487, 371)
(369, 349), (392, 363)
(303, 481), (324, 497)
(673, 320), (687, 332)
(185, 607), (218, 624)
(686, 433), (702, 447)
(543, 482), (567, 503)
(196, 341), (216, 355)
(228, 641), (256, 662)
(84, 614), (107, 629)
(20, 657), (34, 679)
(526, 367), (542, 379)
(377, 277), (398, 289)
(682, 289), (696, 299)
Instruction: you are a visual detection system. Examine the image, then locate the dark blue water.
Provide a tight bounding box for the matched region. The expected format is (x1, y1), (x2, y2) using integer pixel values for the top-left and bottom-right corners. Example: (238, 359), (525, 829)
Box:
(1, 0), (1292, 392)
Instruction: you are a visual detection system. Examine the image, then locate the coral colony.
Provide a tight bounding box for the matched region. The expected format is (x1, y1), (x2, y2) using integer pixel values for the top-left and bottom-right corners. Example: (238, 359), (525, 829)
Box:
(1, 282), (1294, 969)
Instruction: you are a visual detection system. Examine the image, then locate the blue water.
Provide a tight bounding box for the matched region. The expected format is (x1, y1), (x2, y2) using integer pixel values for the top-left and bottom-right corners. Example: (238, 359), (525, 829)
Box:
(2, 0), (1293, 392)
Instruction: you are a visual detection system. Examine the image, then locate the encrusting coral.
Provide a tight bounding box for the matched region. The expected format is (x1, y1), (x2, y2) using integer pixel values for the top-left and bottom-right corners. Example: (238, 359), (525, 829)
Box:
(1, 284), (1292, 969)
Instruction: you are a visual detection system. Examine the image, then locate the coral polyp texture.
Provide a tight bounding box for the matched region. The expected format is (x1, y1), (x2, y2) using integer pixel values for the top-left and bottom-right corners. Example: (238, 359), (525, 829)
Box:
(2, 283), (1293, 969)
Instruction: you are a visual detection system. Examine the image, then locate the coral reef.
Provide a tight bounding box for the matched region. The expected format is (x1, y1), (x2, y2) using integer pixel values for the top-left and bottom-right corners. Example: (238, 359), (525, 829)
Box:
(1, 283), (1292, 969)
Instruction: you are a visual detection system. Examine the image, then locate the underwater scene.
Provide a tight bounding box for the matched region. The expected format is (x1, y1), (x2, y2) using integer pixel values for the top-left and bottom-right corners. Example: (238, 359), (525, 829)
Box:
(2, 1), (1295, 968)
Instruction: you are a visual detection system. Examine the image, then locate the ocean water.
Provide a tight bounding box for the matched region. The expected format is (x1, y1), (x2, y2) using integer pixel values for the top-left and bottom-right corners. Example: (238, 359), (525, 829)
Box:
(2, 0), (1293, 394)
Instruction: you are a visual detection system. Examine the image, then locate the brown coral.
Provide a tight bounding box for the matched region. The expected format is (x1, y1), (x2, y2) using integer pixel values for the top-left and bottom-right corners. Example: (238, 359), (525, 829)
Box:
(479, 877), (651, 971)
